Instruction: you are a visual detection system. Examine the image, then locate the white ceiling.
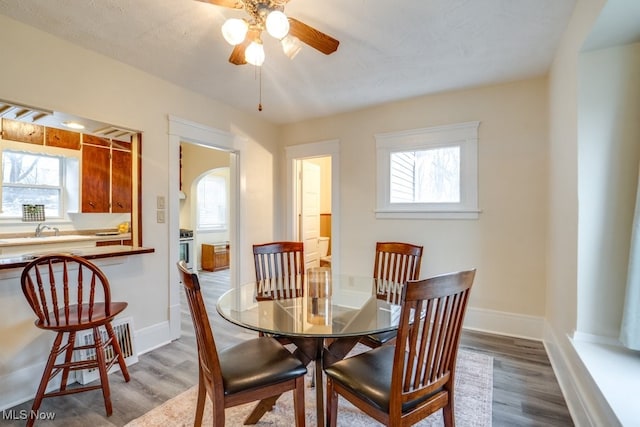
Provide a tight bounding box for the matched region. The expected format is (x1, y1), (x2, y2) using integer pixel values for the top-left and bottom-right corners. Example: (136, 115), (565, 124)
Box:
(0, 0), (578, 124)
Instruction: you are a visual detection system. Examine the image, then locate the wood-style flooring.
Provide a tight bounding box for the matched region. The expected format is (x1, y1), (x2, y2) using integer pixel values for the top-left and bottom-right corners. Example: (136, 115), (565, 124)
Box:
(3, 269), (574, 426)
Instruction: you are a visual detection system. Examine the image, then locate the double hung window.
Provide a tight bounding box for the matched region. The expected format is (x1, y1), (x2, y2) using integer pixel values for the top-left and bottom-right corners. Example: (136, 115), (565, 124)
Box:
(2, 151), (64, 218)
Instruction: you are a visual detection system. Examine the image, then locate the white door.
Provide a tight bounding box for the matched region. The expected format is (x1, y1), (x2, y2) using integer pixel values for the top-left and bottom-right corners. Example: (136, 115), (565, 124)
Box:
(300, 160), (321, 271)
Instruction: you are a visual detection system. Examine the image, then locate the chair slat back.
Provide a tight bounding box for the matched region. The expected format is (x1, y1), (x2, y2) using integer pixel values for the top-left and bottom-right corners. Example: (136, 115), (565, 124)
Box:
(253, 241), (305, 300)
(390, 269), (475, 412)
(177, 261), (224, 391)
(21, 254), (111, 327)
(373, 242), (423, 304)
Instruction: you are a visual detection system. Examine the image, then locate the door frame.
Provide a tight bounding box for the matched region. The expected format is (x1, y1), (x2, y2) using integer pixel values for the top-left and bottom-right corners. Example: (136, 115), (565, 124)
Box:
(168, 115), (242, 340)
(285, 139), (340, 274)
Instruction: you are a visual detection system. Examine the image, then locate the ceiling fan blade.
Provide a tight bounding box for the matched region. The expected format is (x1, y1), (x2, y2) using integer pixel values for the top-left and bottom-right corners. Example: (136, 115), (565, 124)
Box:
(288, 18), (339, 55)
(198, 0), (243, 9)
(229, 43), (248, 65)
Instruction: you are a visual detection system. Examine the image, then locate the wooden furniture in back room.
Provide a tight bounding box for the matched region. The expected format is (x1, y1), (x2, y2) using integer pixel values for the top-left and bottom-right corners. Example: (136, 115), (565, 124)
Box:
(201, 242), (230, 272)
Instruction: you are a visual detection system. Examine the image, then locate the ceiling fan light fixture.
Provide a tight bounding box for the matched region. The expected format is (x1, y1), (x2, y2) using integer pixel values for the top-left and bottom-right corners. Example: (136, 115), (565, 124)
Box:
(281, 34), (302, 59)
(265, 10), (289, 39)
(221, 18), (248, 45)
(245, 39), (265, 66)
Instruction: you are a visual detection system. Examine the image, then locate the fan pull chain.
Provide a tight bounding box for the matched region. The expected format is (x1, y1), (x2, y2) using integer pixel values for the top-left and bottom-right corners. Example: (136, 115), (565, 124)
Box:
(258, 66), (263, 112)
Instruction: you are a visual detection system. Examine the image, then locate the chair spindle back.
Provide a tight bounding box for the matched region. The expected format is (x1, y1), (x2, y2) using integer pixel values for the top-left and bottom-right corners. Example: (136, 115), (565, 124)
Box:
(390, 269), (475, 415)
(253, 241), (305, 300)
(373, 242), (423, 304)
(21, 254), (112, 328)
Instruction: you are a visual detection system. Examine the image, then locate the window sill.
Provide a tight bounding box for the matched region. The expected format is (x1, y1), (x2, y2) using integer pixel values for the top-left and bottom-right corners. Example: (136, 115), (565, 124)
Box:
(375, 209), (481, 220)
(571, 336), (640, 426)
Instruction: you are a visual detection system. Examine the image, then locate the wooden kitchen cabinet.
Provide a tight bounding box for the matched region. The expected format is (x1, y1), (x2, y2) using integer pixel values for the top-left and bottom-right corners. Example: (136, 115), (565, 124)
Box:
(82, 143), (110, 212)
(201, 243), (230, 272)
(46, 127), (80, 150)
(111, 149), (132, 213)
(81, 136), (132, 213)
(1, 118), (44, 145)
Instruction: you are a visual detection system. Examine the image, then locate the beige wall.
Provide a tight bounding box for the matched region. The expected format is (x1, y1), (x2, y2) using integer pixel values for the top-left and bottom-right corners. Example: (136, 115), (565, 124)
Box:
(0, 14), (280, 409)
(282, 77), (549, 318)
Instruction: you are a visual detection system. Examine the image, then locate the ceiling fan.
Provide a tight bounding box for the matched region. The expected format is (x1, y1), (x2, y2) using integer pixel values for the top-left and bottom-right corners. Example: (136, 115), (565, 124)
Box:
(199, 0), (340, 66)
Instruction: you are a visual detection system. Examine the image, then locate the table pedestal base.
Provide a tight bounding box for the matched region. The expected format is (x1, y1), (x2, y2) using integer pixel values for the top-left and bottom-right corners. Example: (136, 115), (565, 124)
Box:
(243, 336), (360, 426)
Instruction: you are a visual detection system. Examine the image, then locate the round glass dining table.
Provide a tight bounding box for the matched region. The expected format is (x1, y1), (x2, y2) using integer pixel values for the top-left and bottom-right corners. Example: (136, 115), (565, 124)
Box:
(216, 275), (402, 426)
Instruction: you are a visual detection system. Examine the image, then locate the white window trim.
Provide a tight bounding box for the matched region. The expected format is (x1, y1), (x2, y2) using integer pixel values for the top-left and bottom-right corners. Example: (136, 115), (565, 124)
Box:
(375, 121), (481, 220)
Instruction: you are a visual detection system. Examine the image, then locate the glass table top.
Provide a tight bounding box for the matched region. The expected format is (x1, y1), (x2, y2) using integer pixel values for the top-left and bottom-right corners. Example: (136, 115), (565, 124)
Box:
(216, 275), (402, 338)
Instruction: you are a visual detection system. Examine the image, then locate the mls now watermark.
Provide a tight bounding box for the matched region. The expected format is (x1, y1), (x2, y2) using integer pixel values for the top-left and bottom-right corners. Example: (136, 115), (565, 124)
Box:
(2, 409), (56, 421)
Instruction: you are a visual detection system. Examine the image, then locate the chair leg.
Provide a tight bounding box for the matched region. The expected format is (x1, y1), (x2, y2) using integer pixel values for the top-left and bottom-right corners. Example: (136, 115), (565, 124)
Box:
(293, 376), (306, 427)
(93, 327), (113, 416)
(59, 331), (76, 391)
(443, 394), (455, 427)
(326, 377), (338, 427)
(105, 322), (130, 382)
(193, 369), (206, 427)
(27, 332), (64, 427)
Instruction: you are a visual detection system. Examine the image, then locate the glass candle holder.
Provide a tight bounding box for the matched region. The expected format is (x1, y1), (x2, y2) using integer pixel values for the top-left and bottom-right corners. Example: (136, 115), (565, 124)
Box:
(307, 267), (332, 298)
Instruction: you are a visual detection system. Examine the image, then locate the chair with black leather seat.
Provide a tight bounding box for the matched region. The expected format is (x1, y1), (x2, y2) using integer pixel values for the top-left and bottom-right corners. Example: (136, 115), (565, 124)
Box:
(325, 269), (476, 427)
(177, 261), (307, 426)
(253, 241), (305, 300)
(360, 241), (423, 348)
(252, 241), (305, 345)
(20, 254), (130, 427)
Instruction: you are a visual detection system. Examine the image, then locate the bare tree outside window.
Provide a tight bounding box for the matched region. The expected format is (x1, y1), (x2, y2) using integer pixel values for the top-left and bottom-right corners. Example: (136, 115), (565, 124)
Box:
(390, 146), (460, 204)
(2, 151), (62, 217)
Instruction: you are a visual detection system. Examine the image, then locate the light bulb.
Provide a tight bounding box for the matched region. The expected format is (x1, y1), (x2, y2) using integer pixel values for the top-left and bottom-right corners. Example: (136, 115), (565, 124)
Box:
(245, 40), (265, 66)
(265, 10), (289, 40)
(221, 18), (248, 45)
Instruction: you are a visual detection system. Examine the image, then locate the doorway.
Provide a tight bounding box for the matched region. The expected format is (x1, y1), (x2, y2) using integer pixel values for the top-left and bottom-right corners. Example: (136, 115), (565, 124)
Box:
(169, 116), (240, 341)
(180, 144), (231, 272)
(286, 140), (340, 274)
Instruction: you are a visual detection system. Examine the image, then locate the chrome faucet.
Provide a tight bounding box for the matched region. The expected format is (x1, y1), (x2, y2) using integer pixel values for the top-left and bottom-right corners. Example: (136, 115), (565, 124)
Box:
(35, 223), (51, 237)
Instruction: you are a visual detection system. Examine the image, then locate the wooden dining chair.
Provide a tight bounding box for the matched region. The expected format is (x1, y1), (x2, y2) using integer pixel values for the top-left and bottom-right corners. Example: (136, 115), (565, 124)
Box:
(177, 261), (307, 427)
(324, 269), (476, 427)
(253, 241), (305, 300)
(20, 254), (131, 427)
(360, 241), (424, 348)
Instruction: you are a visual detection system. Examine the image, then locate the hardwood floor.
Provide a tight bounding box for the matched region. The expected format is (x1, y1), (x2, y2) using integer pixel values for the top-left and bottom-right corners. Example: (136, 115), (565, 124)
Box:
(4, 269), (574, 426)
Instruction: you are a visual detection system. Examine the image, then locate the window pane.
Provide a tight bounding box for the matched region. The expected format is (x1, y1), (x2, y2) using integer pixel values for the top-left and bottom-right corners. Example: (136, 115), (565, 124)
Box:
(1, 151), (63, 217)
(3, 151), (61, 185)
(1, 186), (61, 217)
(390, 146), (460, 203)
(197, 173), (227, 228)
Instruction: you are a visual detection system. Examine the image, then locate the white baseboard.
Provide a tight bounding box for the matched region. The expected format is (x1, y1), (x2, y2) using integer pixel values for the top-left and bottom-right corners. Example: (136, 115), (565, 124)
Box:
(134, 320), (173, 355)
(464, 306), (545, 340)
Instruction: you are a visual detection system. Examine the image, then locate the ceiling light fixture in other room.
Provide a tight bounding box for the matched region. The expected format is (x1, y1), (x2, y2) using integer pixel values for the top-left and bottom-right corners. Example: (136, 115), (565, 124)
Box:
(62, 121), (85, 130)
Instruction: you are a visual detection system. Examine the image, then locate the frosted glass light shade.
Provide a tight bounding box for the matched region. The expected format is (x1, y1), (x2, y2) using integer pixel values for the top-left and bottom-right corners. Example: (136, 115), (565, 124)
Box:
(281, 34), (302, 59)
(265, 10), (289, 39)
(221, 18), (248, 45)
(245, 40), (265, 66)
